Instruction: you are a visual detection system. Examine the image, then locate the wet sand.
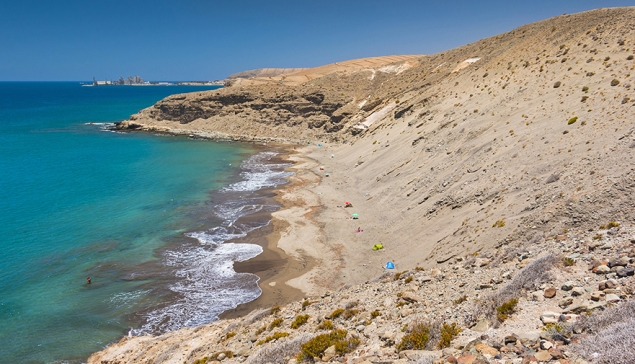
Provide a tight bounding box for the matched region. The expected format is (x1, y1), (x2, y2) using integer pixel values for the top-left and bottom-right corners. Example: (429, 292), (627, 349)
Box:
(220, 148), (317, 319)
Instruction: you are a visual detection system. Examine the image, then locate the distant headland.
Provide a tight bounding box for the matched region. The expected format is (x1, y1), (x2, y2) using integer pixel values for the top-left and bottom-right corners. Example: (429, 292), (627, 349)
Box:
(82, 75), (225, 87)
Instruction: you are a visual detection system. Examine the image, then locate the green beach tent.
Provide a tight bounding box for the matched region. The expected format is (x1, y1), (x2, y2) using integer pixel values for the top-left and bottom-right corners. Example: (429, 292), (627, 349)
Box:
(372, 243), (384, 251)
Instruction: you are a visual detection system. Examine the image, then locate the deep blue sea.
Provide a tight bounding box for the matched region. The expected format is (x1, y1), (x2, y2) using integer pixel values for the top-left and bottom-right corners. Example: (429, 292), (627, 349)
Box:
(0, 82), (291, 363)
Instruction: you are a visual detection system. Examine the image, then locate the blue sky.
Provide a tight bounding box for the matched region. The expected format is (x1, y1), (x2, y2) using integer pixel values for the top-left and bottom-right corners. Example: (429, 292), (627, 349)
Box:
(1, 0), (633, 81)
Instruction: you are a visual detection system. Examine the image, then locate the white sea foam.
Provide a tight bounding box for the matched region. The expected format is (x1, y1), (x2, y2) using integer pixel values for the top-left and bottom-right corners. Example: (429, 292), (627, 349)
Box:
(132, 151), (292, 335)
(224, 152), (293, 192)
(135, 242), (263, 334)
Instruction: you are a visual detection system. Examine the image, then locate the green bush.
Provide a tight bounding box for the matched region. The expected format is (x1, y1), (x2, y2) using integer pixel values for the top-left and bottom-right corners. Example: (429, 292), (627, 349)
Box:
(301, 299), (311, 310)
(194, 351), (234, 364)
(270, 305), (281, 315)
(582, 86), (589, 92)
(568, 116), (578, 125)
(296, 329), (347, 362)
(611, 79), (620, 86)
(394, 271), (408, 280)
(397, 323), (430, 351)
(628, 55), (634, 60)
(343, 309), (359, 320)
(492, 220), (505, 228)
(269, 317), (283, 330)
(438, 323), (463, 349)
(496, 298), (519, 322)
(453, 295), (468, 305)
(554, 81), (562, 88)
(317, 320), (334, 330)
(335, 336), (360, 355)
(370, 310), (381, 318)
(257, 331), (289, 345)
(291, 314), (309, 329)
(328, 308), (345, 319)
(563, 257), (576, 267)
(607, 221), (620, 228)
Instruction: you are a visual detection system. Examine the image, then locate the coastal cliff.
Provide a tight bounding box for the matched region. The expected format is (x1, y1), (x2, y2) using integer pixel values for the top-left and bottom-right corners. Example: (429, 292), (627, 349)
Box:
(98, 7), (635, 363)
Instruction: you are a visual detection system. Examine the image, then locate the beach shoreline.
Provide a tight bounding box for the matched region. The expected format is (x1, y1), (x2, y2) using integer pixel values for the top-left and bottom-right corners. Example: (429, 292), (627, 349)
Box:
(221, 146), (327, 319)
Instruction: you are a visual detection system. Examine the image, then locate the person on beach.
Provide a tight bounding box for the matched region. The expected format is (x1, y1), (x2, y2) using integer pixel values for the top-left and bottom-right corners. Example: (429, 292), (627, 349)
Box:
(356, 227), (362, 233)
(86, 277), (91, 284)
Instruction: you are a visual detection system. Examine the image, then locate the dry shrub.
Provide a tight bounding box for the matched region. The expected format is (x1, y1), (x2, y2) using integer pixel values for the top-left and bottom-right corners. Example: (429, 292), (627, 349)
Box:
(573, 300), (635, 334)
(328, 308), (345, 319)
(269, 317), (283, 330)
(291, 315), (309, 329)
(257, 331), (289, 345)
(571, 302), (635, 364)
(194, 351), (234, 364)
(496, 298), (519, 322)
(397, 322), (430, 351)
(397, 320), (444, 351)
(246, 333), (314, 364)
(316, 320), (333, 330)
(437, 323), (463, 348)
(296, 329), (348, 362)
(466, 254), (558, 328)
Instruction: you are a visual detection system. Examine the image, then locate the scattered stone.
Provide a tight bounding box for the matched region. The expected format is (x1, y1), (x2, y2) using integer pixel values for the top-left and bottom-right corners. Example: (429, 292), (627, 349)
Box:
(549, 347), (565, 359)
(504, 335), (518, 345)
(517, 331), (541, 341)
(540, 340), (553, 350)
(322, 345), (336, 362)
(399, 308), (413, 317)
(605, 293), (621, 302)
(618, 267), (635, 277)
(472, 318), (489, 332)
(558, 297), (574, 308)
(521, 355), (538, 363)
(456, 353), (476, 364)
(400, 292), (419, 303)
(475, 343), (499, 356)
(446, 355), (458, 364)
(563, 301), (591, 314)
(595, 265), (611, 274)
(571, 287), (585, 296)
(531, 291), (545, 302)
(534, 350), (552, 361)
(544, 287), (557, 298)
(561, 281), (576, 291)
(399, 350), (436, 361)
(540, 312), (561, 324)
(590, 290), (604, 301)
(476, 258), (491, 267)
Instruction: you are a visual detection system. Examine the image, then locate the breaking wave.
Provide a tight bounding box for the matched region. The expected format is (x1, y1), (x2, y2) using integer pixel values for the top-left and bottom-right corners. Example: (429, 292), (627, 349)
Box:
(132, 151), (291, 335)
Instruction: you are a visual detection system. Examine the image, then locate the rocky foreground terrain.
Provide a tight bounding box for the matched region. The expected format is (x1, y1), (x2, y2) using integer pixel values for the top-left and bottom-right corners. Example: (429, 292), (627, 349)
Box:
(89, 225), (635, 364)
(98, 7), (635, 364)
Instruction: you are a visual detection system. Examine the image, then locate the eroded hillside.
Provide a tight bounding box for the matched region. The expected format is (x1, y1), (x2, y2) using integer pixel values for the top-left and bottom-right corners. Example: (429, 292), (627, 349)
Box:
(118, 7), (635, 274)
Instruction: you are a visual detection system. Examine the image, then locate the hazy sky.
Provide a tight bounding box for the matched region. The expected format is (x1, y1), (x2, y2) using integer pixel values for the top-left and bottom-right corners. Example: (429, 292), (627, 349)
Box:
(1, 0), (633, 81)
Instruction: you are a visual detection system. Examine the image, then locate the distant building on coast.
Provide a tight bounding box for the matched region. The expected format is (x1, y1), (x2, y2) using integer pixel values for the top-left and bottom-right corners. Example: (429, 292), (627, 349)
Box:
(87, 76), (225, 87)
(92, 76), (147, 86)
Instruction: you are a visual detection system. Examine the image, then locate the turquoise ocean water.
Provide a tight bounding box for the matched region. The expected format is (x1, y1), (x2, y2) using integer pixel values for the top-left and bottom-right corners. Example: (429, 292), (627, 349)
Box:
(0, 83), (290, 363)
